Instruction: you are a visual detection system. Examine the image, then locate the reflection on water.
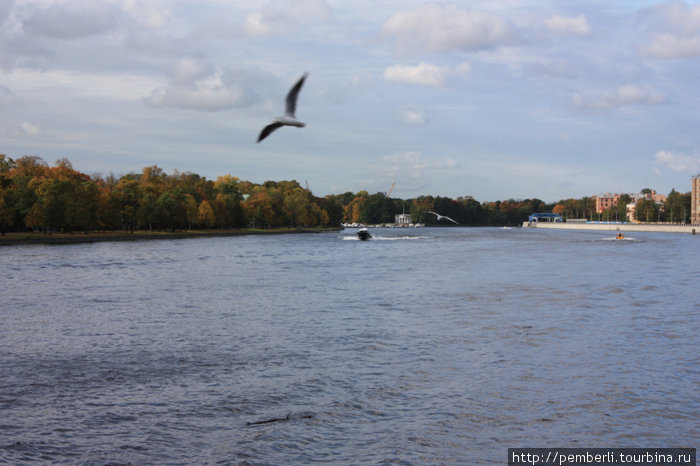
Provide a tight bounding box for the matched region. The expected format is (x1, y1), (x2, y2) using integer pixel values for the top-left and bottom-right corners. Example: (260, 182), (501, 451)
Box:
(1, 228), (698, 464)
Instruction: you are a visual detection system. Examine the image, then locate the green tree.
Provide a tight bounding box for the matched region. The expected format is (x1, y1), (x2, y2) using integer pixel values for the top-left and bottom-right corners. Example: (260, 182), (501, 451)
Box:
(284, 188), (314, 226)
(616, 194), (631, 222)
(0, 186), (14, 234)
(137, 191), (158, 231)
(580, 196), (595, 220)
(156, 189), (190, 231)
(33, 178), (73, 232)
(410, 196), (434, 224)
(320, 196), (343, 226)
(664, 189), (690, 223)
(459, 196), (484, 225)
(11, 157), (48, 227)
(68, 181), (99, 232)
(359, 192), (395, 224)
(0, 154), (16, 174)
(635, 198), (658, 223)
(116, 178), (140, 233)
(183, 193), (198, 229)
(97, 187), (121, 231)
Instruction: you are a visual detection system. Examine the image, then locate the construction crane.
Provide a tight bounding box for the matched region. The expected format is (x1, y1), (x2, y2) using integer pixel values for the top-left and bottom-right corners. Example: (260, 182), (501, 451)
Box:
(386, 182), (395, 198)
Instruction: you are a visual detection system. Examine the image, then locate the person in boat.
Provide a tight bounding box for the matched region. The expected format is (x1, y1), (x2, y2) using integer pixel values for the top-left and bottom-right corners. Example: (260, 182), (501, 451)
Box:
(616, 232), (624, 240)
(357, 228), (371, 240)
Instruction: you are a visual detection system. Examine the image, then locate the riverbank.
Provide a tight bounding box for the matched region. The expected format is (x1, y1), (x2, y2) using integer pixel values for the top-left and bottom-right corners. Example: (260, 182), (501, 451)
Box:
(0, 227), (342, 246)
(523, 222), (698, 234)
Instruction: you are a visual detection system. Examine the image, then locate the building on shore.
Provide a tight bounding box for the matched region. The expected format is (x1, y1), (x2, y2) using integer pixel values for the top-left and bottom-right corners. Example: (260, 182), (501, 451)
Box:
(692, 174), (700, 224)
(635, 190), (666, 204)
(395, 213), (412, 225)
(626, 202), (638, 223)
(528, 213), (563, 223)
(626, 190), (667, 223)
(595, 193), (622, 214)
(593, 190), (666, 222)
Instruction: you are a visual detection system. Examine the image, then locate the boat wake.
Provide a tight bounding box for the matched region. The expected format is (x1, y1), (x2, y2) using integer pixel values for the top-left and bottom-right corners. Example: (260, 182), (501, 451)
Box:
(341, 235), (429, 241)
(598, 237), (639, 242)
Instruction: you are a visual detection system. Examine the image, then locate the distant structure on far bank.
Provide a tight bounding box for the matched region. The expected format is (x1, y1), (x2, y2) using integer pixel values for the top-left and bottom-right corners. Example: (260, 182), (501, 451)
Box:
(692, 174), (700, 224)
(595, 190), (667, 223)
(591, 175), (700, 224)
(395, 213), (412, 224)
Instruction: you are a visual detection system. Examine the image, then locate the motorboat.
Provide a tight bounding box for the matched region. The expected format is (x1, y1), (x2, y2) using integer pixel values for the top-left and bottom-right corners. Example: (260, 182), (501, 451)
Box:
(357, 228), (371, 241)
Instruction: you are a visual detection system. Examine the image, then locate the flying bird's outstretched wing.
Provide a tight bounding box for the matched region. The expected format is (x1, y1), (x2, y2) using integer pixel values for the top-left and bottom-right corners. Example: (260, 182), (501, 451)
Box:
(257, 122), (283, 143)
(285, 72), (308, 117)
(428, 211), (459, 224)
(257, 73), (308, 143)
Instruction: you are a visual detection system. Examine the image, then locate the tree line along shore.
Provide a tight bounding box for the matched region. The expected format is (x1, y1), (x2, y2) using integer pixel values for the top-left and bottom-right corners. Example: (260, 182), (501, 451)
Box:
(0, 154), (693, 239)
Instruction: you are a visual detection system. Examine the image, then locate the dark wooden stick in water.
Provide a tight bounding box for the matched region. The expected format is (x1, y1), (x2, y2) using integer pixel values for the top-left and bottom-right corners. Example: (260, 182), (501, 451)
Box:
(246, 413), (314, 426)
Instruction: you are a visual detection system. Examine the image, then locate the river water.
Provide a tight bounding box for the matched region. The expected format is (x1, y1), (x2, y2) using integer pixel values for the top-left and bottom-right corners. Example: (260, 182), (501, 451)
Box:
(1, 227), (697, 464)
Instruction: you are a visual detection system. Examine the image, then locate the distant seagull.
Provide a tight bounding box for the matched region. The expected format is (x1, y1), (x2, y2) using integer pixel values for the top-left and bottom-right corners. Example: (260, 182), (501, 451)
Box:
(428, 211), (459, 224)
(257, 72), (308, 143)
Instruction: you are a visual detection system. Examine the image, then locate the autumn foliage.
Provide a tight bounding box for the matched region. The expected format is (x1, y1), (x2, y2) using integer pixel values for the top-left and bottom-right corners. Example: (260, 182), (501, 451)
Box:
(8, 153), (684, 235)
(0, 155), (342, 234)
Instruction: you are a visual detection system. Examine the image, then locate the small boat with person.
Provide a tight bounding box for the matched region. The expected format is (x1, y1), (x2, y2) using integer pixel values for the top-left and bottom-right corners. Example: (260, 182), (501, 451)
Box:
(357, 228), (372, 241)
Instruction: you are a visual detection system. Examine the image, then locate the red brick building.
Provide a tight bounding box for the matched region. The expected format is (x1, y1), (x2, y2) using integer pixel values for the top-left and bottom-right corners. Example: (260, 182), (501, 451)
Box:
(594, 193), (622, 214)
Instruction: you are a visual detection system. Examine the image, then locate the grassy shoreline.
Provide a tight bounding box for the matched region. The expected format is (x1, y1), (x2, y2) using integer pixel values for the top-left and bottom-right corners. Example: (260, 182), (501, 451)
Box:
(0, 227), (342, 246)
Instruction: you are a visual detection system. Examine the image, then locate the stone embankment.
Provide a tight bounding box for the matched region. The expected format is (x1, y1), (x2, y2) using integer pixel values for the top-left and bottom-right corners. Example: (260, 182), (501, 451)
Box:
(523, 222), (698, 234)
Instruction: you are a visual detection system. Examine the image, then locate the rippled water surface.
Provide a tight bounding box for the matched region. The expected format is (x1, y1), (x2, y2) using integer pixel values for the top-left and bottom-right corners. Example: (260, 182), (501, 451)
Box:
(1, 228), (698, 464)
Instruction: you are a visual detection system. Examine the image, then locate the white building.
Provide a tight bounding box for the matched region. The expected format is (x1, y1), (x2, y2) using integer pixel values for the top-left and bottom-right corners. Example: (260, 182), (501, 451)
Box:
(395, 213), (412, 224)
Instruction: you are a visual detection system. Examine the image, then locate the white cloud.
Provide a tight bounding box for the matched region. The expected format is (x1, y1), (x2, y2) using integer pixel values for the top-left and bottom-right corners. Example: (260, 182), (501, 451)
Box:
(381, 4), (519, 53)
(244, 0), (331, 36)
(6, 68), (159, 100)
(654, 150), (700, 173)
(170, 58), (211, 85)
(120, 0), (170, 29)
(398, 107), (426, 126)
(144, 59), (264, 111)
(384, 62), (450, 87)
(571, 84), (665, 111)
(545, 14), (590, 35)
(640, 1), (700, 35)
(0, 120), (47, 138)
(644, 33), (700, 59)
(244, 12), (271, 36)
(639, 2), (700, 58)
(383, 61), (470, 87)
(21, 121), (41, 136)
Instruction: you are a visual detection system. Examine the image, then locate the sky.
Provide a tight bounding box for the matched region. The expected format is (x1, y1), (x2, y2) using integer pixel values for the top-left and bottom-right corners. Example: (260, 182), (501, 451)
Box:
(1, 0), (699, 202)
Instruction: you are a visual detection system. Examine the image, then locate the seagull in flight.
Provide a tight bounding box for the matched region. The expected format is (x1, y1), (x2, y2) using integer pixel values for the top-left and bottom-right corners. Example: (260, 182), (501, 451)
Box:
(257, 72), (308, 143)
(428, 211), (459, 224)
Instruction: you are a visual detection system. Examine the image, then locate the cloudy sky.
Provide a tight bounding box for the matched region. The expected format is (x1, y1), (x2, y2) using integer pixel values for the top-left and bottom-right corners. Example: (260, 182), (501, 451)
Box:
(1, 0), (699, 201)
